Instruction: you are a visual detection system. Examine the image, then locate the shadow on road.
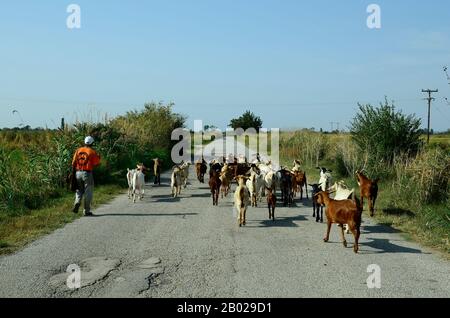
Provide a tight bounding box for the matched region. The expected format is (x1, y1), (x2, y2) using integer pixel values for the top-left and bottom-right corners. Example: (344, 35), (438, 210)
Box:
(298, 199), (313, 208)
(247, 214), (308, 228)
(362, 238), (425, 255)
(361, 224), (402, 234)
(190, 193), (213, 198)
(94, 212), (198, 217)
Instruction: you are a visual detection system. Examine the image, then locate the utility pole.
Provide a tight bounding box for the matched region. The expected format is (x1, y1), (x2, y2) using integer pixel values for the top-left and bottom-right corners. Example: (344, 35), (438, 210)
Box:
(444, 66), (450, 85)
(421, 89), (438, 144)
(329, 122), (339, 132)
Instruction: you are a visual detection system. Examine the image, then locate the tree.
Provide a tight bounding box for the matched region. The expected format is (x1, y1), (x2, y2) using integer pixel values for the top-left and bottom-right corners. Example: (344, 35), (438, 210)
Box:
(350, 98), (423, 166)
(228, 111), (263, 131)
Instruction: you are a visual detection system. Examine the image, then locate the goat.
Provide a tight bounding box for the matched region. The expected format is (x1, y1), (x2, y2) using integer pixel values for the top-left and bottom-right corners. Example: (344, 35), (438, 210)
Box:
(219, 164), (232, 198)
(132, 164), (146, 203)
(246, 171), (258, 207)
(315, 191), (363, 253)
(328, 181), (355, 233)
(171, 166), (182, 198)
(266, 187), (277, 221)
(127, 169), (136, 199)
(292, 159), (302, 172)
(152, 158), (162, 186)
(328, 181), (354, 201)
(209, 169), (222, 206)
(292, 170), (308, 200)
(317, 167), (333, 192)
(279, 169), (293, 207)
(309, 184), (324, 222)
(234, 175), (250, 227)
(179, 161), (191, 188)
(195, 158), (207, 183)
(264, 170), (277, 195)
(356, 170), (380, 217)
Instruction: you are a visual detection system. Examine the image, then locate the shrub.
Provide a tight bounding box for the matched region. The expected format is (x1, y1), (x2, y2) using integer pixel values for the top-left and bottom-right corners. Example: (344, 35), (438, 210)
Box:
(350, 98), (423, 170)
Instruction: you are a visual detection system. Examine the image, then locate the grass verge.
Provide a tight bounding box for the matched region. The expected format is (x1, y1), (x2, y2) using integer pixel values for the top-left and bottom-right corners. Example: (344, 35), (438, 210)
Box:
(0, 185), (123, 256)
(280, 156), (450, 258)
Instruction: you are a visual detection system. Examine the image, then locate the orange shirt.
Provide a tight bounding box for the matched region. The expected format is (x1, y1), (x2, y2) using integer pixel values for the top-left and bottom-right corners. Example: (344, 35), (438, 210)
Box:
(72, 147), (101, 172)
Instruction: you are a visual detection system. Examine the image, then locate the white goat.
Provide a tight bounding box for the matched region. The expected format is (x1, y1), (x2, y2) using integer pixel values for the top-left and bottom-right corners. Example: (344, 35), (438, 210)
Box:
(318, 167), (333, 192)
(127, 169), (136, 199)
(246, 171), (258, 207)
(132, 165), (146, 203)
(179, 162), (191, 189)
(171, 167), (182, 198)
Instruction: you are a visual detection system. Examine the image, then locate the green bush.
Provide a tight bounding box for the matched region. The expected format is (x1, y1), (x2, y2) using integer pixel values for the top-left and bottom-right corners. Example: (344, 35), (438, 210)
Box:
(350, 98), (423, 175)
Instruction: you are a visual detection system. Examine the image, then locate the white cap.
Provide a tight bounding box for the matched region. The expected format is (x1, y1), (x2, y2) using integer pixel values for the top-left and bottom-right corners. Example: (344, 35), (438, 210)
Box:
(84, 136), (95, 145)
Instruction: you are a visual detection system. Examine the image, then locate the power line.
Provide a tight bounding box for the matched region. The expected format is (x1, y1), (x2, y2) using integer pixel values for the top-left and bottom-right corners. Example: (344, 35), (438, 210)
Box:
(421, 89), (439, 144)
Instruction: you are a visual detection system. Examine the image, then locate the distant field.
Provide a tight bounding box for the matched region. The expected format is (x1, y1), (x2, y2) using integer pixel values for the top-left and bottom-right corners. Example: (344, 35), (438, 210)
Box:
(428, 134), (450, 145)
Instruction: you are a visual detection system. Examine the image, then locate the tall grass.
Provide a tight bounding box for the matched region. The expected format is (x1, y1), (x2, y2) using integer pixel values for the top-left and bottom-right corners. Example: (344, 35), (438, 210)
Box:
(0, 102), (184, 216)
(280, 130), (329, 166)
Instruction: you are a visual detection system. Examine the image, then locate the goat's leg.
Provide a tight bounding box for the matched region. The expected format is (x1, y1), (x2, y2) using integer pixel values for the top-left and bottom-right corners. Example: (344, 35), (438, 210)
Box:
(372, 195), (377, 216)
(320, 206), (324, 223)
(350, 225), (360, 254)
(243, 208), (247, 226)
(369, 197), (374, 217)
(324, 221), (332, 242)
(313, 203), (316, 218)
(339, 224), (348, 248)
(305, 183), (309, 199)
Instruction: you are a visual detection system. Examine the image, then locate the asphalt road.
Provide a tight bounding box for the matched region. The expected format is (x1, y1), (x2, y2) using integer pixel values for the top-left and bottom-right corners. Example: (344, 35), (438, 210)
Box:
(0, 144), (449, 298)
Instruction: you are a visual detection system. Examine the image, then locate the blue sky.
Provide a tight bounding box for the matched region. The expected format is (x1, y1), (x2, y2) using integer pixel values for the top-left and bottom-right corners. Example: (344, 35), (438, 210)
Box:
(1, 0), (449, 131)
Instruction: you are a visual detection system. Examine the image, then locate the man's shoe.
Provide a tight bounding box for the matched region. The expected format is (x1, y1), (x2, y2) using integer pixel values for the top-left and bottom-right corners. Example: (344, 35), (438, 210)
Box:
(72, 203), (80, 214)
(84, 211), (94, 217)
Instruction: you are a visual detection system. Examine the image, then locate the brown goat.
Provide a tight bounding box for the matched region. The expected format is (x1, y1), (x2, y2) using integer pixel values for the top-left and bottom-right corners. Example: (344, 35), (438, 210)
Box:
(355, 170), (380, 217)
(195, 158), (207, 183)
(152, 158), (162, 185)
(209, 170), (222, 206)
(266, 187), (277, 221)
(315, 191), (363, 253)
(292, 170), (308, 200)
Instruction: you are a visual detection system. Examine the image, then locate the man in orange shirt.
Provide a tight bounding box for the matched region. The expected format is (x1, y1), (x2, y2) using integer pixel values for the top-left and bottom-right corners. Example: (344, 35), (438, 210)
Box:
(72, 136), (101, 216)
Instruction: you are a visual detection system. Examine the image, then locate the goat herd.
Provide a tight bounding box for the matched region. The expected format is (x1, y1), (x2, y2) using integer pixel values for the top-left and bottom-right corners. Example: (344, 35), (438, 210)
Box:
(126, 156), (380, 254)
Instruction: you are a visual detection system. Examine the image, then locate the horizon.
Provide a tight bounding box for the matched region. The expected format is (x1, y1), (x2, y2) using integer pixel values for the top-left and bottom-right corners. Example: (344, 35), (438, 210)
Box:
(1, 1), (450, 131)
